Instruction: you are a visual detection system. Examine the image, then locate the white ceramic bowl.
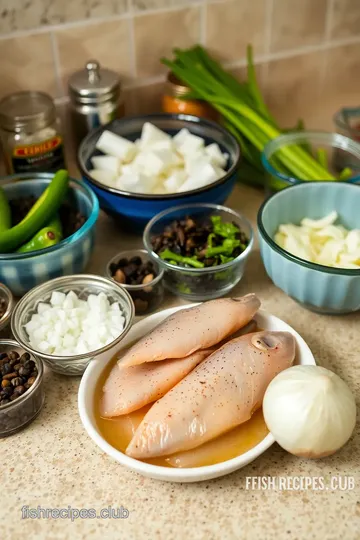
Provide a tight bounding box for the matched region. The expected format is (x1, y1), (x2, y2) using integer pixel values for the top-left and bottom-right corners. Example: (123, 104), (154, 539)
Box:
(78, 305), (316, 483)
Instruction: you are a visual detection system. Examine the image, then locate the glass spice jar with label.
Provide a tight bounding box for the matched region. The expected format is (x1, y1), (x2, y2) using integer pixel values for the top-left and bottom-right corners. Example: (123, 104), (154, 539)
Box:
(0, 91), (65, 175)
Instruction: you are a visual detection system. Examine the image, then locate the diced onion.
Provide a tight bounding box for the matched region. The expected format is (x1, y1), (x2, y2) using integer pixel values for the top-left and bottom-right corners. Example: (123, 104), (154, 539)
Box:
(274, 212), (360, 269)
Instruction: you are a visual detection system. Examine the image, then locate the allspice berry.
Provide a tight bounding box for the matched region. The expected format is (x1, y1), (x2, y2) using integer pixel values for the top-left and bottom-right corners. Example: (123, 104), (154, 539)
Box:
(114, 269), (126, 284)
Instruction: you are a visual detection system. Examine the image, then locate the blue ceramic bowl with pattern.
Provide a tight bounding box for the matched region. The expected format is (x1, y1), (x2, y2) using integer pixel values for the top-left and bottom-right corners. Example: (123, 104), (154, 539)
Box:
(0, 173), (99, 296)
(78, 114), (240, 231)
(258, 182), (360, 314)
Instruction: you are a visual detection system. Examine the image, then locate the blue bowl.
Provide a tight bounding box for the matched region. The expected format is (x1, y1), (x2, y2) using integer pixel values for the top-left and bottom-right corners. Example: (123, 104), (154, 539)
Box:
(0, 173), (99, 296)
(258, 182), (360, 314)
(78, 114), (241, 230)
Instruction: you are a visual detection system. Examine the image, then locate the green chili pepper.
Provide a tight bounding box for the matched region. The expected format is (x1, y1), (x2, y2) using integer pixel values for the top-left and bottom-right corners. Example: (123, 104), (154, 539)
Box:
(210, 215), (239, 238)
(0, 186), (11, 233)
(160, 248), (205, 268)
(47, 214), (63, 236)
(0, 169), (69, 253)
(16, 226), (62, 253)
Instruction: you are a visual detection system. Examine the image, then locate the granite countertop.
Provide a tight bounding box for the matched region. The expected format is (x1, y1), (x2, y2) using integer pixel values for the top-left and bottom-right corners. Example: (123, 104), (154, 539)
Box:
(1, 183), (359, 540)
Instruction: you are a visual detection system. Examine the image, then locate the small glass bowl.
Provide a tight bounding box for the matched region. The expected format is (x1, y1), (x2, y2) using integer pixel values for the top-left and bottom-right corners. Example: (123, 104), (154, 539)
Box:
(0, 339), (44, 437)
(105, 249), (165, 316)
(261, 131), (360, 194)
(11, 274), (135, 376)
(0, 283), (14, 337)
(143, 203), (254, 302)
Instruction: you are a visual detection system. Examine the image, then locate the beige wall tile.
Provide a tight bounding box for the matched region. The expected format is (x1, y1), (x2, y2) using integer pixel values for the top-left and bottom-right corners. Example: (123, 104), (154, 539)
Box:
(229, 63), (267, 94)
(270, 0), (327, 53)
(330, 0), (360, 40)
(133, 0), (200, 11)
(205, 0), (266, 63)
(0, 33), (57, 98)
(56, 20), (132, 94)
(265, 52), (325, 129)
(0, 0), (128, 34)
(134, 8), (201, 78)
(324, 43), (360, 103)
(126, 82), (165, 115)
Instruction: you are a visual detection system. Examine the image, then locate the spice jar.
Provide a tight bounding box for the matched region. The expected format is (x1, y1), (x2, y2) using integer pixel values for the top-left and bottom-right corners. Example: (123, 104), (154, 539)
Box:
(0, 91), (65, 175)
(68, 60), (125, 147)
(162, 72), (218, 121)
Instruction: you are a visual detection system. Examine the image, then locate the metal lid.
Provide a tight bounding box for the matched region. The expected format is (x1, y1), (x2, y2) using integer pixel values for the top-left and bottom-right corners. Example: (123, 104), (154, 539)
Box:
(68, 60), (121, 104)
(166, 71), (191, 98)
(0, 91), (56, 133)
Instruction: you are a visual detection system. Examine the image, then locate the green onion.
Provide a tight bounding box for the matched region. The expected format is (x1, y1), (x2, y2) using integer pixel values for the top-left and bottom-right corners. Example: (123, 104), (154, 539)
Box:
(162, 46), (337, 186)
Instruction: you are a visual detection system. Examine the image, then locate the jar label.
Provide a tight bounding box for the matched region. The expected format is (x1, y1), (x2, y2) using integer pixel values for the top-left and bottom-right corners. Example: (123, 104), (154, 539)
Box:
(11, 136), (65, 174)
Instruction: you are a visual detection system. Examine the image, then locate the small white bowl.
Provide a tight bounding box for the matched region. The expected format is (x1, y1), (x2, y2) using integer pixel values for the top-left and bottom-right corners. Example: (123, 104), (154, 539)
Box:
(78, 305), (316, 483)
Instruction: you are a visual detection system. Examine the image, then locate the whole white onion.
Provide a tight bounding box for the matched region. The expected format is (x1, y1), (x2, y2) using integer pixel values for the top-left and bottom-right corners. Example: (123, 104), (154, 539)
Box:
(263, 365), (357, 458)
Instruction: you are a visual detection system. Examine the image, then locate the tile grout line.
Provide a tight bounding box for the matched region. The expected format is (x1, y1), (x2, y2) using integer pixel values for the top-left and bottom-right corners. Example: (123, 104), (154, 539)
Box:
(199, 0), (207, 46)
(50, 32), (64, 99)
(262, 0), (274, 92)
(128, 0), (137, 80)
(319, 0), (335, 96)
(0, 2), (204, 41)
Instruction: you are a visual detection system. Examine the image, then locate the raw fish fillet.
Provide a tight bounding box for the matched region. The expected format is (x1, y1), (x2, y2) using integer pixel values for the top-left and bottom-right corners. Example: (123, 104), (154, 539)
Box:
(126, 331), (295, 459)
(118, 294), (260, 368)
(100, 349), (212, 417)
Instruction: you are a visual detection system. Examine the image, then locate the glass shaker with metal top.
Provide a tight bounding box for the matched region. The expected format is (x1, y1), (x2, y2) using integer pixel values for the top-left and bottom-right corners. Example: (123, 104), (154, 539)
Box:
(68, 60), (125, 147)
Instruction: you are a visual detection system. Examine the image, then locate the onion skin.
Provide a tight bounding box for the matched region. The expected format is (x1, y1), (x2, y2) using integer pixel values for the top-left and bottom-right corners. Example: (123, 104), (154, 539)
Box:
(263, 365), (357, 458)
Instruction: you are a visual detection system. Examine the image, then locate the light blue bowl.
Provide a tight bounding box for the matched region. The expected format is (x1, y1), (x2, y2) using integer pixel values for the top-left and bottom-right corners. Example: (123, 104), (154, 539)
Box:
(0, 173), (99, 296)
(258, 182), (360, 314)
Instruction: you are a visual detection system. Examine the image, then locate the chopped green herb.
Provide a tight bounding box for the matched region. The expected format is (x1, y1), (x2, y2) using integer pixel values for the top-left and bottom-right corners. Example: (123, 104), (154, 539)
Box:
(210, 215), (239, 238)
(160, 248), (205, 268)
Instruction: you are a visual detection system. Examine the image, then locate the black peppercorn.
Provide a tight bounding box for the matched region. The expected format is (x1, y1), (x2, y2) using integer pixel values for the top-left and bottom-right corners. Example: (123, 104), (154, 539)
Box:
(18, 367), (30, 378)
(2, 363), (12, 375)
(20, 353), (30, 363)
(14, 385), (25, 396)
(8, 351), (19, 361)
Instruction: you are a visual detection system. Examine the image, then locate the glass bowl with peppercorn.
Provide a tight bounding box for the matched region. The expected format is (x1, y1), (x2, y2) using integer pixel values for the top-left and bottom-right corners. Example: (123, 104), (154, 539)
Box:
(0, 339), (44, 437)
(143, 203), (254, 301)
(106, 249), (165, 316)
(0, 283), (14, 337)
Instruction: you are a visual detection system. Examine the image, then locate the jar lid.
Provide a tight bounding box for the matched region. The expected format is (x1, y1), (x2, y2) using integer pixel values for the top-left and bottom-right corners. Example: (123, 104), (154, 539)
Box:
(0, 91), (56, 132)
(68, 60), (121, 104)
(166, 72), (190, 98)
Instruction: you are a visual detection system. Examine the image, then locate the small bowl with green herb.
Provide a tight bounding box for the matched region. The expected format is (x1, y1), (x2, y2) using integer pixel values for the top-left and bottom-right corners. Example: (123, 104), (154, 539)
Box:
(143, 203), (253, 301)
(262, 131), (360, 194)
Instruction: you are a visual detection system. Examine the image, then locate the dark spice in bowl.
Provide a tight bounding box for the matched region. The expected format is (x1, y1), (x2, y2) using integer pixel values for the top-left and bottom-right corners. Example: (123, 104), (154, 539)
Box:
(151, 214), (249, 268)
(108, 251), (164, 315)
(0, 298), (6, 319)
(0, 350), (38, 406)
(0, 340), (44, 437)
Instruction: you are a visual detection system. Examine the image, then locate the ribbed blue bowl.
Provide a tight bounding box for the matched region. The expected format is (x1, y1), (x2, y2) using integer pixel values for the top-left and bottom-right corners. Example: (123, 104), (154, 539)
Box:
(78, 114), (241, 231)
(258, 182), (360, 314)
(0, 173), (99, 296)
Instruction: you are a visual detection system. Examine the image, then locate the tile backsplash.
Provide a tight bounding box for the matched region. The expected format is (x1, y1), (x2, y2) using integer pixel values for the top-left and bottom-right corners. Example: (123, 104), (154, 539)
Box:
(0, 0), (360, 131)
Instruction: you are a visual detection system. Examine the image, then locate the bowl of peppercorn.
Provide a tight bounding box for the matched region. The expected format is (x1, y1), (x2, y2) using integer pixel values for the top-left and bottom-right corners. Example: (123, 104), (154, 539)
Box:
(143, 203), (254, 301)
(0, 339), (44, 437)
(106, 249), (165, 315)
(0, 283), (14, 337)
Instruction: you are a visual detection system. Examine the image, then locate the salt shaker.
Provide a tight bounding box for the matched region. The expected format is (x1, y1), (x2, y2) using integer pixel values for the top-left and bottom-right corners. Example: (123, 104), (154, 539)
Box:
(68, 60), (124, 147)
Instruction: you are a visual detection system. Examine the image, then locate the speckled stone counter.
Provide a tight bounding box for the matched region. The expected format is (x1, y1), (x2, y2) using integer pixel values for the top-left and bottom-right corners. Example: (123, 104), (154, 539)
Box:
(1, 184), (359, 540)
